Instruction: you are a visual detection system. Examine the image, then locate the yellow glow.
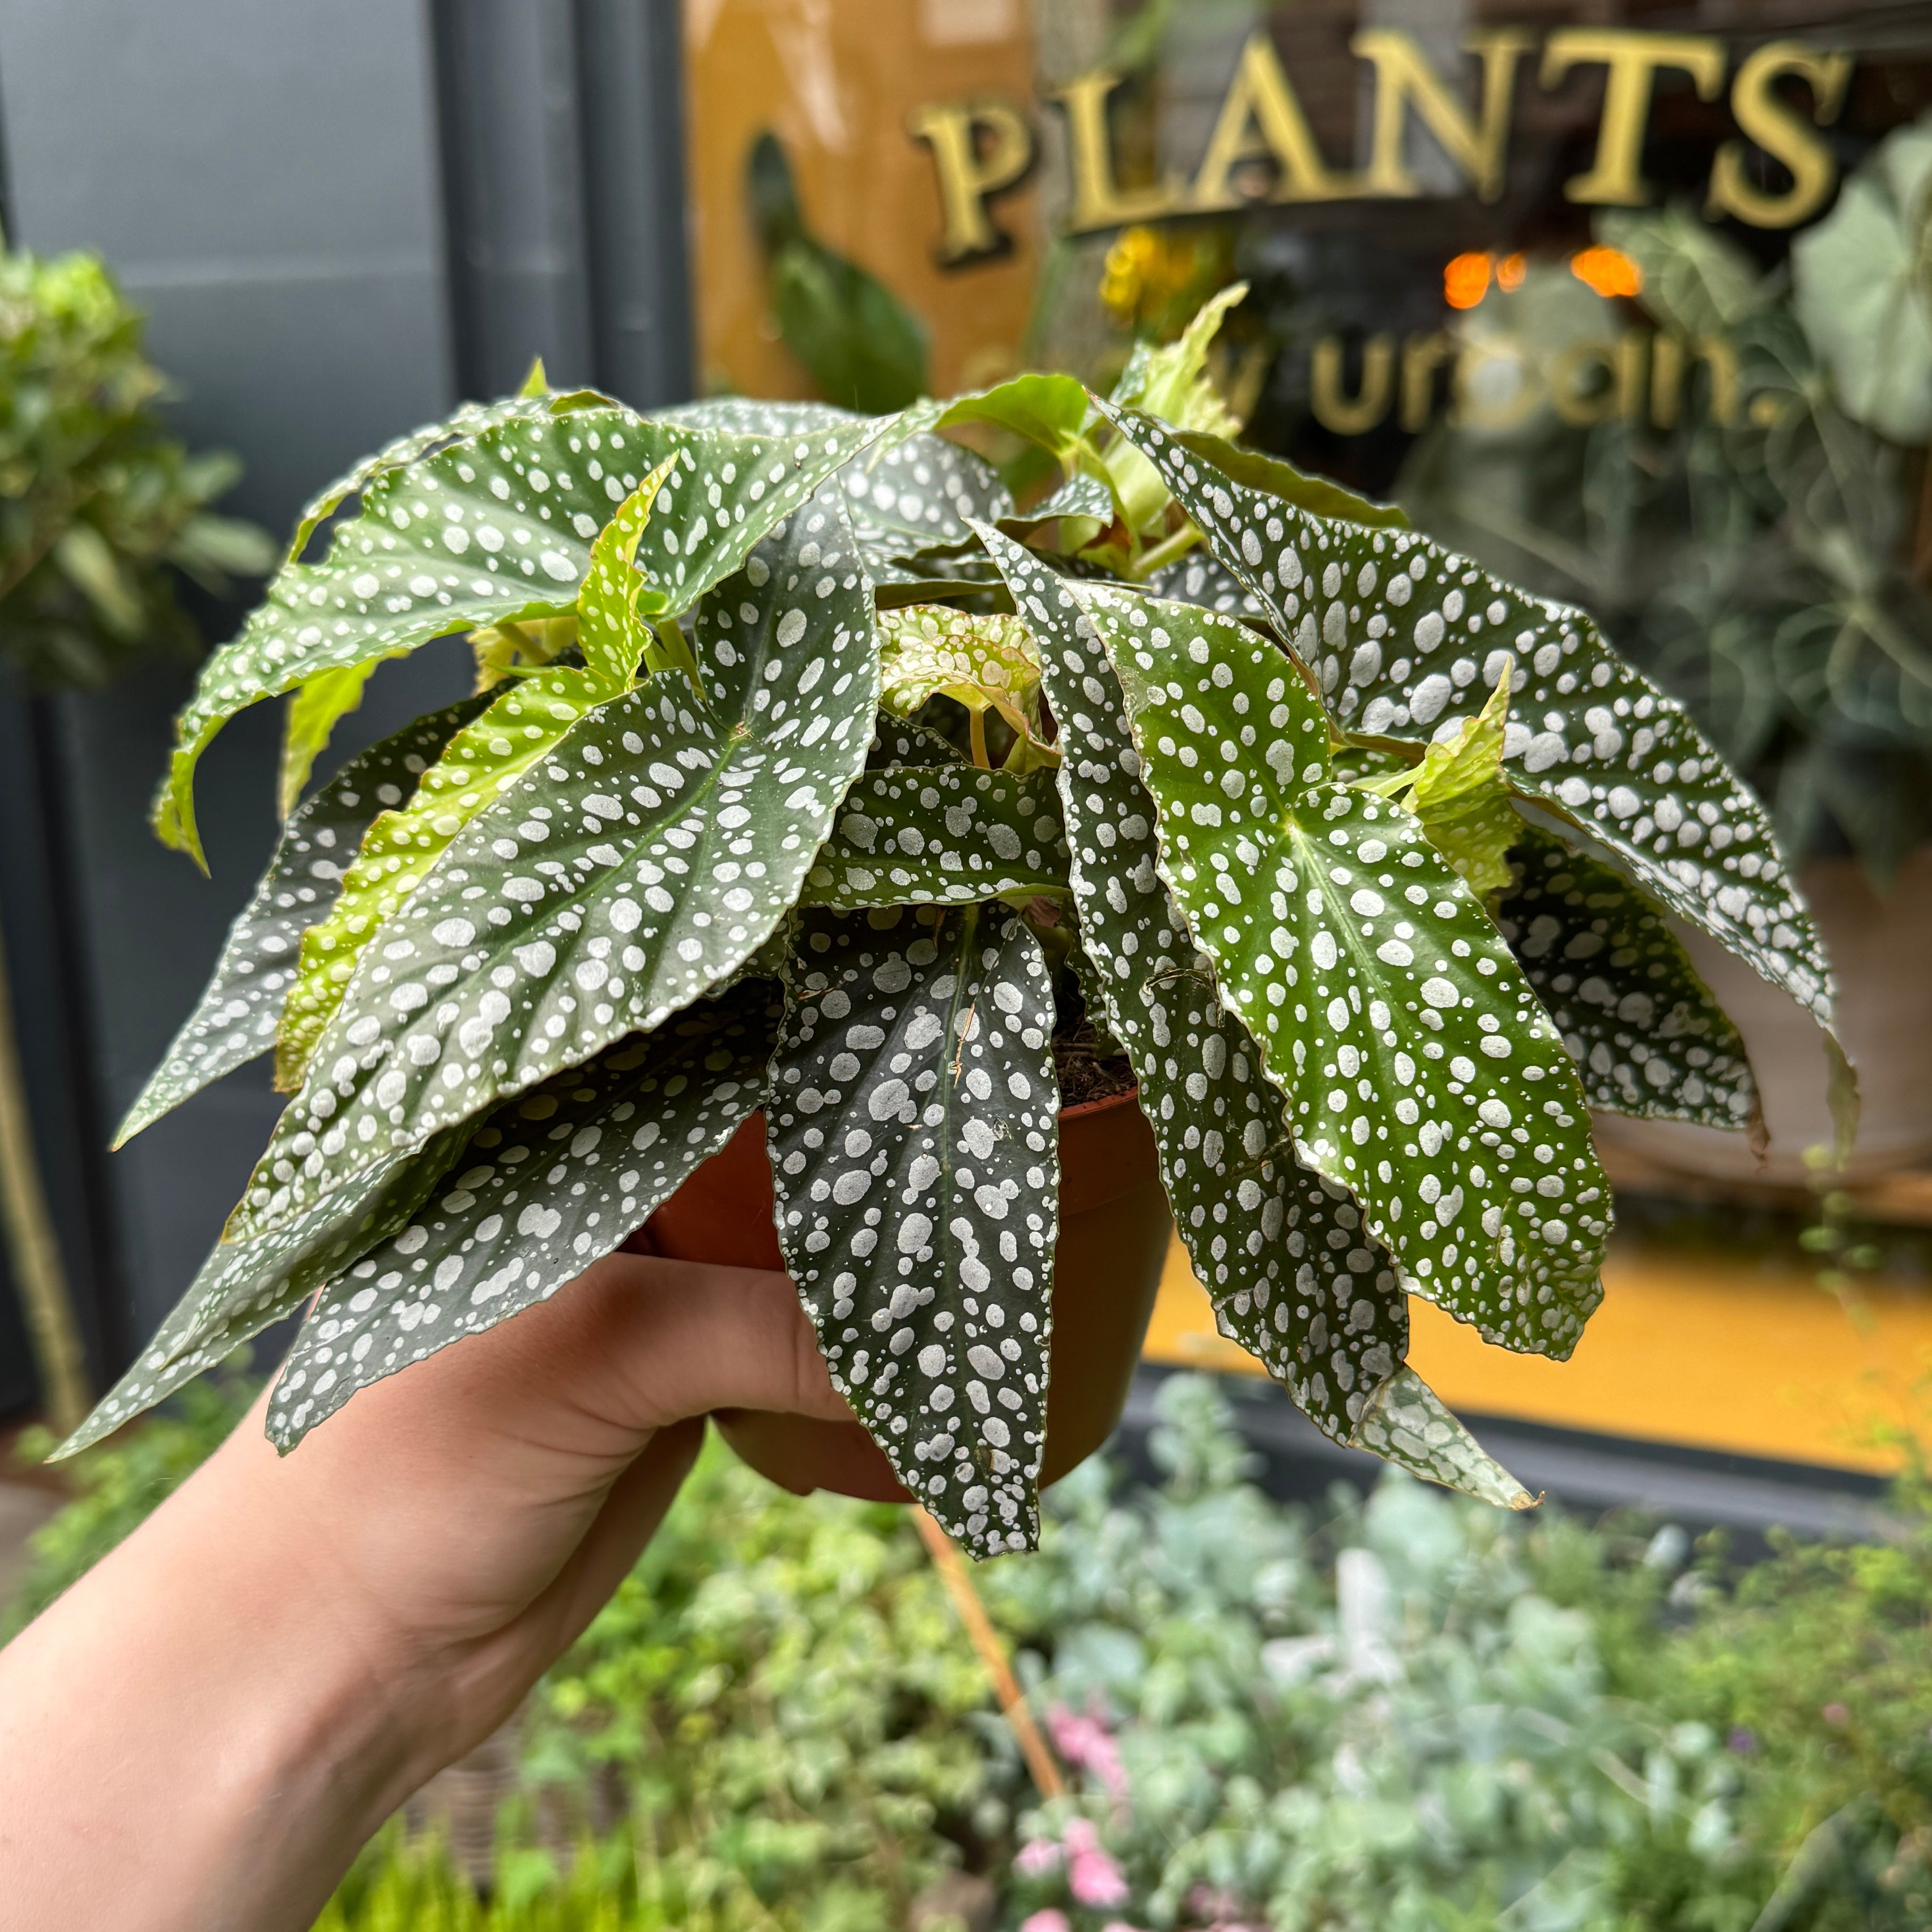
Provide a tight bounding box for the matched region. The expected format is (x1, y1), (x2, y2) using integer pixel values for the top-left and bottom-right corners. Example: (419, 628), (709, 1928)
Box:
(1144, 1233), (1932, 1474)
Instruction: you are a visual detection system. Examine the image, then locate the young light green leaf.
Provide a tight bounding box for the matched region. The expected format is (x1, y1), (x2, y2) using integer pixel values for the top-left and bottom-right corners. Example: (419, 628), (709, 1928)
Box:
(266, 980), (783, 1449)
(801, 766), (1069, 909)
(574, 453), (683, 685)
(978, 522), (1530, 1505)
(877, 603), (1049, 767)
(114, 699), (490, 1148)
(278, 659), (389, 819)
(935, 374), (1093, 469)
(1096, 406), (1837, 1037)
(1084, 579), (1609, 1357)
(156, 409), (887, 866)
(769, 905), (1059, 1558)
(58, 1128), (468, 1457)
(1364, 664), (1520, 902)
(1498, 830), (1758, 1133)
(231, 493), (880, 1243)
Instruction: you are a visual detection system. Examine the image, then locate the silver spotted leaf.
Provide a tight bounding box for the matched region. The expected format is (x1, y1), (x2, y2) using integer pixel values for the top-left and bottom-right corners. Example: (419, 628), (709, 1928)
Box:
(157, 408), (886, 864)
(802, 766), (1069, 910)
(1097, 404), (1839, 1036)
(1141, 549), (1265, 622)
(977, 523), (1528, 1505)
(1086, 578), (1609, 1358)
(769, 905), (1059, 1559)
(115, 697), (489, 1148)
(1499, 830), (1757, 1132)
(285, 393), (558, 563)
(996, 472), (1115, 552)
(228, 493), (880, 1244)
(59, 1128), (467, 1457)
(868, 716), (969, 770)
(266, 980), (783, 1449)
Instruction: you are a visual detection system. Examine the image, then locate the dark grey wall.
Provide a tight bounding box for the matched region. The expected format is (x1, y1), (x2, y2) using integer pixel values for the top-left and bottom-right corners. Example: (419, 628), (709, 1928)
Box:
(0, 0), (693, 1404)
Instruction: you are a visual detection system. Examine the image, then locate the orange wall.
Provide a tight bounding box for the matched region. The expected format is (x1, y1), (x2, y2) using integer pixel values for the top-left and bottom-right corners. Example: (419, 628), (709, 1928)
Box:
(683, 0), (1041, 400)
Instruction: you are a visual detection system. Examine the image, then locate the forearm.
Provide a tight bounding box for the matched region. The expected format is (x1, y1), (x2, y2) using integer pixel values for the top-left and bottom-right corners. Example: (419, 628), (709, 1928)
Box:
(0, 1414), (442, 1932)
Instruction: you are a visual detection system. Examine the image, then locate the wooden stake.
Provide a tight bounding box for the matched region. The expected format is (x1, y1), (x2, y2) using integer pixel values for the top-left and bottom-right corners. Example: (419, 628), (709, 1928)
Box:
(912, 1505), (1065, 1799)
(0, 912), (89, 1438)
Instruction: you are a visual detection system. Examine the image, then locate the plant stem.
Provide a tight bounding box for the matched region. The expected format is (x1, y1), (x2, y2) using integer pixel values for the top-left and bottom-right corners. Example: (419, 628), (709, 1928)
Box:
(911, 1505), (1065, 1799)
(0, 910), (89, 1436)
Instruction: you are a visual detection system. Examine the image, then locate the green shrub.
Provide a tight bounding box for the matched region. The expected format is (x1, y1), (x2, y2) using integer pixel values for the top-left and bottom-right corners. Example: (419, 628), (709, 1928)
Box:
(0, 241), (271, 687)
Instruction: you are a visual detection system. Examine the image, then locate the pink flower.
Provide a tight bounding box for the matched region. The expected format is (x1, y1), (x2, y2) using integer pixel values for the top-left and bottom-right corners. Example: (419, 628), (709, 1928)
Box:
(1048, 1704), (1132, 1801)
(1020, 1914), (1071, 1932)
(1014, 1839), (1064, 1878)
(1068, 1844), (1131, 1909)
(1100, 1924), (1148, 1932)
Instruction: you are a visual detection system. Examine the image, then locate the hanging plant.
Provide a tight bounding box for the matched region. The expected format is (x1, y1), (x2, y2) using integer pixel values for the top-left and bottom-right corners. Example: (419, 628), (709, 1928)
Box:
(72, 301), (1848, 1559)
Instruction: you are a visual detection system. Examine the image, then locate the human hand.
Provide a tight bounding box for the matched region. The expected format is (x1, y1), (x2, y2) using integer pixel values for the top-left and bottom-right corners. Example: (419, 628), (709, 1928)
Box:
(0, 1250), (848, 1932)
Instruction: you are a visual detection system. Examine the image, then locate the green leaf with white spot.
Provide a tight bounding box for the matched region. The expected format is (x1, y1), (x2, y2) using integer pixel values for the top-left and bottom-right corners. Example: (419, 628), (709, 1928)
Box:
(156, 408), (888, 866)
(1095, 406), (1840, 1042)
(877, 604), (1050, 767)
(275, 466), (691, 1088)
(1074, 575), (1610, 1357)
(996, 473), (1115, 556)
(837, 430), (1012, 580)
(284, 393), (561, 564)
(114, 698), (490, 1148)
(1142, 549), (1264, 622)
(978, 522), (1529, 1505)
(802, 766), (1069, 910)
(58, 1127), (469, 1457)
(867, 716), (969, 770)
(231, 490), (880, 1243)
(769, 905), (1059, 1559)
(266, 979), (783, 1449)
(1498, 830), (1758, 1133)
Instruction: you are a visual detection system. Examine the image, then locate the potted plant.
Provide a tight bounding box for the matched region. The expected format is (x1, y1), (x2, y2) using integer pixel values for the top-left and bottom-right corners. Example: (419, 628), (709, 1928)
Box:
(66, 302), (1843, 1557)
(1395, 118), (1932, 1183)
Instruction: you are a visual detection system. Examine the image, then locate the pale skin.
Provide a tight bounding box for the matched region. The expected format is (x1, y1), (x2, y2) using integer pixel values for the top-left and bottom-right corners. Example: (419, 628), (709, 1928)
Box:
(0, 1251), (848, 1932)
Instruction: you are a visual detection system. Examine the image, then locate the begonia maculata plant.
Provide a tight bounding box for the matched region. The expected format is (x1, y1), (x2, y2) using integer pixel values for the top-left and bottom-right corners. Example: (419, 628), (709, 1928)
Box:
(73, 306), (1849, 1558)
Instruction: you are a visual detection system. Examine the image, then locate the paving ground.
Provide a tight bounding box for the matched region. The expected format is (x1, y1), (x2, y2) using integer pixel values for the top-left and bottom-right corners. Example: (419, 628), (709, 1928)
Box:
(0, 1477), (58, 1607)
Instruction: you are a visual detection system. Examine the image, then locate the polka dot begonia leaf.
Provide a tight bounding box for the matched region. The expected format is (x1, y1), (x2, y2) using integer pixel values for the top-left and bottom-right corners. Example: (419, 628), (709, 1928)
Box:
(1141, 549), (1265, 624)
(228, 492), (880, 1245)
(1498, 830), (1758, 1133)
(976, 524), (1529, 1507)
(996, 472), (1115, 555)
(1082, 577), (1611, 1357)
(769, 904), (1059, 1559)
(155, 407), (889, 866)
(283, 391), (561, 565)
(867, 716), (969, 771)
(266, 980), (783, 1451)
(981, 514), (1600, 1360)
(273, 466), (687, 1091)
(113, 698), (489, 1149)
(1095, 405), (1843, 1046)
(58, 1122), (470, 1458)
(801, 766), (1070, 911)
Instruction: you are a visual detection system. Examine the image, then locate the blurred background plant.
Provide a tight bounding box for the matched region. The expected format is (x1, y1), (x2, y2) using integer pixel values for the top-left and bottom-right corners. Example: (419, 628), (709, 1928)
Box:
(1396, 113), (1932, 886)
(0, 238), (272, 689)
(0, 236), (271, 1443)
(7, 1373), (1930, 1929)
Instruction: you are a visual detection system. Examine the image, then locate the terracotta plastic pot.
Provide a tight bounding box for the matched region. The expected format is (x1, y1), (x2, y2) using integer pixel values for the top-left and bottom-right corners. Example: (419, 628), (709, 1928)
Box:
(625, 1089), (1171, 1501)
(1592, 849), (1932, 1186)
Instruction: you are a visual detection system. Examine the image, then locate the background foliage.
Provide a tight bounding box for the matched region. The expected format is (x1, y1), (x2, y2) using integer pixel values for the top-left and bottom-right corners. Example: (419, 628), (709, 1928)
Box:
(0, 240), (270, 688)
(9, 1372), (1930, 1929)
